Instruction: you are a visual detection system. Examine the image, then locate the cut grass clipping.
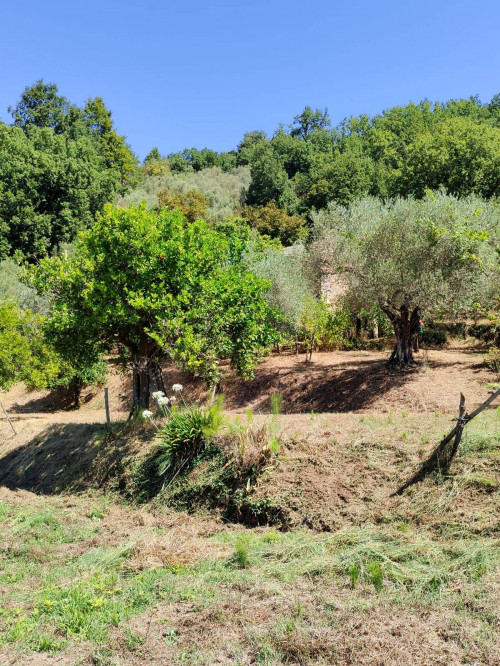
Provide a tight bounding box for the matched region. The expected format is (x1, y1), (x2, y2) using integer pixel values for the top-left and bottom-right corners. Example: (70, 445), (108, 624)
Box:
(1, 495), (499, 657)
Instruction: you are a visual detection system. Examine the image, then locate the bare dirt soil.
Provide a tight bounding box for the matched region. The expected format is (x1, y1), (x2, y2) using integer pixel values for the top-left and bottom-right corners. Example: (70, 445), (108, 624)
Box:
(0, 347), (497, 526)
(1, 345), (495, 442)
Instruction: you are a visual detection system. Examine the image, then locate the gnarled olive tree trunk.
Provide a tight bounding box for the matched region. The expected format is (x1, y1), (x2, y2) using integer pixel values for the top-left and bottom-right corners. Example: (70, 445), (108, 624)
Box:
(380, 302), (420, 367)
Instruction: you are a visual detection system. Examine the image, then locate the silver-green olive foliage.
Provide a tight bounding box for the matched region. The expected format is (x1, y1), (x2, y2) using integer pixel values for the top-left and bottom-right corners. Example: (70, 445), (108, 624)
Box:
(311, 193), (499, 365)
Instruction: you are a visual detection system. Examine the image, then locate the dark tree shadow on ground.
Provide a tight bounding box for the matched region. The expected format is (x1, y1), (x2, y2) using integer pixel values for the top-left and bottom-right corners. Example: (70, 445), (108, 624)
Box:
(0, 422), (153, 494)
(8, 387), (96, 414)
(222, 359), (414, 413)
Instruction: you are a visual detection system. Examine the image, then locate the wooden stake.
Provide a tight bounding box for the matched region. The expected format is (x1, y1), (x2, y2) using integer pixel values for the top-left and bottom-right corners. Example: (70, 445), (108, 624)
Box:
(0, 401), (16, 435)
(393, 387), (500, 495)
(104, 388), (111, 429)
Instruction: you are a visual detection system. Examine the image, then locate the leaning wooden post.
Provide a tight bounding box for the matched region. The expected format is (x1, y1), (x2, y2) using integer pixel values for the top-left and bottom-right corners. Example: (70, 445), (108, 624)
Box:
(0, 401), (16, 436)
(393, 387), (500, 496)
(104, 388), (111, 429)
(447, 393), (467, 469)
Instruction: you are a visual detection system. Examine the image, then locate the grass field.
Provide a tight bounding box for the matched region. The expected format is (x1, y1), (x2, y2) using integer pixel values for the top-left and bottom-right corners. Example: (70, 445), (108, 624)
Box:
(0, 348), (499, 665)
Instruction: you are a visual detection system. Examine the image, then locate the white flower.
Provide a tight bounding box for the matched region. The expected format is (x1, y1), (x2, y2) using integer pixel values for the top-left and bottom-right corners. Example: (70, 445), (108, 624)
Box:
(152, 391), (165, 400)
(142, 410), (153, 419)
(158, 396), (170, 406)
(172, 384), (183, 392)
(169, 396), (177, 403)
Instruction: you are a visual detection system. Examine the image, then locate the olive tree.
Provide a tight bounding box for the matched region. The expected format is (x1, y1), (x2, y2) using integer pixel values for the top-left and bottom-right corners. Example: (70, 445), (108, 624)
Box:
(311, 193), (498, 366)
(29, 204), (274, 408)
(253, 244), (313, 344)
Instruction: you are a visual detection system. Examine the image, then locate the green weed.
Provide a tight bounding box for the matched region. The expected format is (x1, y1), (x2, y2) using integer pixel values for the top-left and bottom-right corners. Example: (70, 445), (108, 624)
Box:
(234, 537), (251, 568)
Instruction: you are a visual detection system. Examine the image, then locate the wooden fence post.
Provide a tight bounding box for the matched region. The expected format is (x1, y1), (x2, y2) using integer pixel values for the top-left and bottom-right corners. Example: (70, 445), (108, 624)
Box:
(1, 401), (16, 436)
(104, 388), (111, 429)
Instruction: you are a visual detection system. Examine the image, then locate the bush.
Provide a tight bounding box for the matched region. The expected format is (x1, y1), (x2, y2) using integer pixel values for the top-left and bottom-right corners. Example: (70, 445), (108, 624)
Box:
(157, 188), (210, 223)
(420, 329), (447, 346)
(47, 358), (108, 407)
(156, 403), (224, 479)
(469, 323), (497, 342)
(484, 347), (500, 373)
(242, 203), (307, 245)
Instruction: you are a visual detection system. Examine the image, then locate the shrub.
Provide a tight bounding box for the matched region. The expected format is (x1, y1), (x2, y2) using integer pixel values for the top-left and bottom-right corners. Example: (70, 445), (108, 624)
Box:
(242, 203), (307, 245)
(421, 329), (447, 346)
(156, 403), (224, 480)
(48, 358), (108, 407)
(484, 346), (500, 373)
(135, 398), (225, 498)
(469, 323), (497, 342)
(157, 188), (210, 223)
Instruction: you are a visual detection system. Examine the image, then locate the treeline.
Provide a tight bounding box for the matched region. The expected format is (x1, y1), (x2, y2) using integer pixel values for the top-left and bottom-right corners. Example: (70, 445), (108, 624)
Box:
(1, 83), (499, 403)
(3, 82), (500, 259)
(0, 81), (137, 260)
(136, 96), (500, 244)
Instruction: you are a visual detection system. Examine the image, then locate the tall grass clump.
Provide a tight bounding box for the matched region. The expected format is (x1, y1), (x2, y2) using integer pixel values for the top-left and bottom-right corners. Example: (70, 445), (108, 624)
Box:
(228, 394), (283, 459)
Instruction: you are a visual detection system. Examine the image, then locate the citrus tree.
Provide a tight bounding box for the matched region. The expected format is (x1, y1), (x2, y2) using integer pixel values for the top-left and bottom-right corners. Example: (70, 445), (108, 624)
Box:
(29, 204), (274, 408)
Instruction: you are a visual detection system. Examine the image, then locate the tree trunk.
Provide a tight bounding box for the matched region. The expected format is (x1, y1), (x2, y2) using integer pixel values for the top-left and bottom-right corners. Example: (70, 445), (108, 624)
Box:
(151, 360), (167, 395)
(380, 302), (420, 368)
(136, 330), (152, 408)
(355, 317), (362, 338)
(70, 376), (84, 409)
(129, 334), (156, 413)
(307, 328), (316, 362)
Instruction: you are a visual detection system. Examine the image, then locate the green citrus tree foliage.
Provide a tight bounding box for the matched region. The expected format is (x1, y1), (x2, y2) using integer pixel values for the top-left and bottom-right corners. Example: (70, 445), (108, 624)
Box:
(311, 194), (499, 366)
(0, 298), (105, 403)
(28, 204), (275, 408)
(0, 303), (59, 391)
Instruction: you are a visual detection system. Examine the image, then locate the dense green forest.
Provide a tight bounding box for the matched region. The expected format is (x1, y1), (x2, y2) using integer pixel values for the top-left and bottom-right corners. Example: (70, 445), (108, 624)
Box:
(133, 95), (500, 243)
(1, 81), (499, 398)
(0, 81), (137, 260)
(3, 82), (500, 258)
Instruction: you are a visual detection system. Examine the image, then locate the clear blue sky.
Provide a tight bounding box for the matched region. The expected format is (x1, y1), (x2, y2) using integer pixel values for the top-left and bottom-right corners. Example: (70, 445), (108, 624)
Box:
(2, 0), (499, 161)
